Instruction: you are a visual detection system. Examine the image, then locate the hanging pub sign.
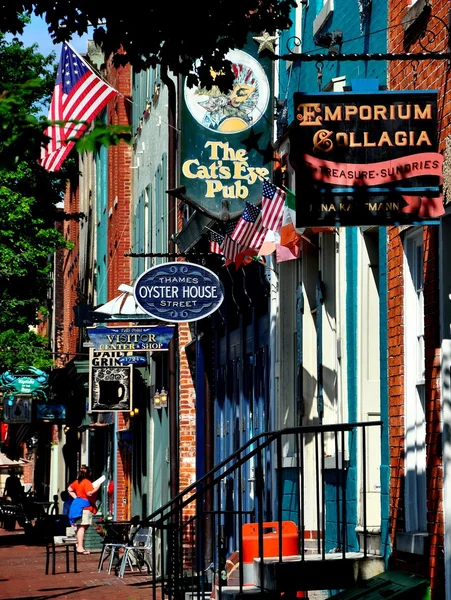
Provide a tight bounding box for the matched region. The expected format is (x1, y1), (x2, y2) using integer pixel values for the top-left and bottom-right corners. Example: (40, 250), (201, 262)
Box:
(134, 262), (224, 323)
(289, 91), (444, 226)
(87, 326), (175, 352)
(181, 40), (274, 220)
(89, 349), (133, 412)
(3, 396), (32, 424)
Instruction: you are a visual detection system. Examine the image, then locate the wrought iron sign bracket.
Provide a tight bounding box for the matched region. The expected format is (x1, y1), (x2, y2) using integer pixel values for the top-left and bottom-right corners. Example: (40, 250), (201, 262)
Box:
(275, 51), (451, 63)
(274, 11), (451, 67)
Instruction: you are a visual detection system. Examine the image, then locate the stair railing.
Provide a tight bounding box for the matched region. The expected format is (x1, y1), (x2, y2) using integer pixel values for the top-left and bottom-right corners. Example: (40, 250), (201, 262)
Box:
(142, 420), (382, 600)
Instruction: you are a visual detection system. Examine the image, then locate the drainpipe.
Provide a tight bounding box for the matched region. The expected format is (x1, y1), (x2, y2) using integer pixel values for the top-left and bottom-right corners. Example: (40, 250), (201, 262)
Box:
(161, 65), (179, 500)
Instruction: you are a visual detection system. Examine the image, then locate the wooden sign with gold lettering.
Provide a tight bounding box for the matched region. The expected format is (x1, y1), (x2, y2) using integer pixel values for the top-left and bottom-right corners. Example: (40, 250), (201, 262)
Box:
(289, 91), (444, 226)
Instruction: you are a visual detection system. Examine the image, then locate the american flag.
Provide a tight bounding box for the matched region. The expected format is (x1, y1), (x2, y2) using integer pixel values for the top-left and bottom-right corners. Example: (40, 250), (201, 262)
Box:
(261, 181), (286, 231)
(230, 202), (266, 250)
(40, 43), (118, 172)
(209, 231), (224, 255)
(222, 221), (242, 262)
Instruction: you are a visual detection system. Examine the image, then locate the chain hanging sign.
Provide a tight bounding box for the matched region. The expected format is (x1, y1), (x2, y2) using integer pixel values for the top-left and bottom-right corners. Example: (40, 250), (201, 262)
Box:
(289, 90), (444, 226)
(87, 326), (175, 352)
(134, 262), (224, 323)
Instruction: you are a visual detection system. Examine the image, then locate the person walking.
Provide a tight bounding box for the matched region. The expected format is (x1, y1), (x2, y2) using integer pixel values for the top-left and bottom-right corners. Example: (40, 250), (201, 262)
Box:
(67, 465), (100, 555)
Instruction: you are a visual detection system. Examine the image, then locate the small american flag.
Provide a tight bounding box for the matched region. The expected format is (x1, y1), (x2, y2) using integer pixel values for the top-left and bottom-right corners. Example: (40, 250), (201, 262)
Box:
(230, 202), (266, 250)
(261, 181), (286, 231)
(40, 43), (118, 172)
(209, 231), (224, 255)
(222, 221), (242, 262)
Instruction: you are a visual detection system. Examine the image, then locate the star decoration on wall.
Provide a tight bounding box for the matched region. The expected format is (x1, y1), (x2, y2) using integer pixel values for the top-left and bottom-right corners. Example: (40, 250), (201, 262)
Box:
(257, 142), (276, 165)
(240, 128), (263, 152)
(253, 31), (278, 55)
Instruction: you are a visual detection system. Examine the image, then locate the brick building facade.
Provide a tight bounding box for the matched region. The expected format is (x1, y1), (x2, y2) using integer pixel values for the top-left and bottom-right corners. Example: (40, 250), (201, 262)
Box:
(387, 0), (450, 596)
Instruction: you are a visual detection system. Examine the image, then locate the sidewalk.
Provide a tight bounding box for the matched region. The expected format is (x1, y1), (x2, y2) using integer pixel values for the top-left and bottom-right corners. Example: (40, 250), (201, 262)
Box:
(0, 527), (158, 600)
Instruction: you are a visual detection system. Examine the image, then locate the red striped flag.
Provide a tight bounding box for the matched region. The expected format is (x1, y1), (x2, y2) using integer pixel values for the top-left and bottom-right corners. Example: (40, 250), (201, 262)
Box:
(261, 181), (286, 231)
(209, 231), (224, 255)
(40, 43), (118, 172)
(230, 202), (266, 250)
(222, 221), (242, 263)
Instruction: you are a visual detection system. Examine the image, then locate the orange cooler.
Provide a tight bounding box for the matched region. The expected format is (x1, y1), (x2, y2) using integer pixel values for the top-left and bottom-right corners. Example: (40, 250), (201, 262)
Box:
(242, 521), (299, 563)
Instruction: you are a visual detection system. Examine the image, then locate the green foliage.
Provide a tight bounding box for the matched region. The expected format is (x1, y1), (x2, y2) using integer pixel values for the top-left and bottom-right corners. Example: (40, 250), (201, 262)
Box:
(73, 122), (132, 153)
(0, 35), (71, 332)
(0, 1), (295, 89)
(0, 329), (54, 371)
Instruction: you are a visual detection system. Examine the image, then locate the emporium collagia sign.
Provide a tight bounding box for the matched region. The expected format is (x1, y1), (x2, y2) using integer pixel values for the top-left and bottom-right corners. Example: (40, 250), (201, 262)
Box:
(133, 262), (224, 323)
(288, 90), (444, 227)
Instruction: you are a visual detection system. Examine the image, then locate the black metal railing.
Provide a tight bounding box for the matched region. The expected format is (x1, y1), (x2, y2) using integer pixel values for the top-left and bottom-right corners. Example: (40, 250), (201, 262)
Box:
(141, 421), (382, 599)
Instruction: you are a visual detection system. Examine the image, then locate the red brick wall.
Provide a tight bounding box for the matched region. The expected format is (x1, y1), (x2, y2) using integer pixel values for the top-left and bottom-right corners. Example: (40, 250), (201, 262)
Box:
(115, 412), (132, 521)
(104, 51), (133, 516)
(388, 3), (449, 594)
(105, 50), (132, 300)
(61, 182), (81, 361)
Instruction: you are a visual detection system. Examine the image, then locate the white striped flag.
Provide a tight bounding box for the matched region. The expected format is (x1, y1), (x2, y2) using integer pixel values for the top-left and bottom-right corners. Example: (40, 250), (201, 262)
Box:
(230, 202), (266, 250)
(261, 180), (286, 231)
(222, 221), (242, 263)
(209, 231), (224, 255)
(40, 43), (118, 172)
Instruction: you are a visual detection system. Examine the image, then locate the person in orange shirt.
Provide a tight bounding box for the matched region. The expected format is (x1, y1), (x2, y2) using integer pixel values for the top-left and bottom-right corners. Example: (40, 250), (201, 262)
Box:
(67, 465), (100, 554)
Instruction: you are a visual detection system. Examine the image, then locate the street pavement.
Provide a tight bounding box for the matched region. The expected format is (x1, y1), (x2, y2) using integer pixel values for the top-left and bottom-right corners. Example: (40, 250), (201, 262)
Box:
(0, 528), (328, 600)
(0, 527), (157, 600)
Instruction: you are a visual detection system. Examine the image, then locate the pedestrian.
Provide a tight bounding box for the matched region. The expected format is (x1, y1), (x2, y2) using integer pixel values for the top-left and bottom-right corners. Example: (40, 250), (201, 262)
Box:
(67, 465), (100, 555)
(60, 490), (73, 516)
(3, 469), (23, 502)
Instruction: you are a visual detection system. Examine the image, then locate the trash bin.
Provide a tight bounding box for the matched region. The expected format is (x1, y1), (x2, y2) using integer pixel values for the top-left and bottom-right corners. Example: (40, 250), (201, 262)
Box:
(242, 521), (307, 597)
(242, 521), (299, 563)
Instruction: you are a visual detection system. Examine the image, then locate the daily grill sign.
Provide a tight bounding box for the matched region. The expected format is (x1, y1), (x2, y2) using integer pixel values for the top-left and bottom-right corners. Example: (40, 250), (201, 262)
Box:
(289, 91), (444, 226)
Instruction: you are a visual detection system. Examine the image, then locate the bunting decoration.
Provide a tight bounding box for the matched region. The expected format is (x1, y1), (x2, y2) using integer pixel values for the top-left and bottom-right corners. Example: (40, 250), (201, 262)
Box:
(206, 181), (333, 269)
(40, 43), (118, 172)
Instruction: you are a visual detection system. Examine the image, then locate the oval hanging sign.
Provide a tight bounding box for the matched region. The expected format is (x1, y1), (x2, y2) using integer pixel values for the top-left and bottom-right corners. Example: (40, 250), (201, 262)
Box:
(117, 355), (148, 366)
(133, 262), (224, 323)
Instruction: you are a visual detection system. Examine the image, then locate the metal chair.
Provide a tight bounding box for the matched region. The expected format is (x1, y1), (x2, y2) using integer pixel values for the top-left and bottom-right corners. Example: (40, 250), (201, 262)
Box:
(97, 520), (139, 574)
(44, 515), (77, 575)
(117, 525), (152, 578)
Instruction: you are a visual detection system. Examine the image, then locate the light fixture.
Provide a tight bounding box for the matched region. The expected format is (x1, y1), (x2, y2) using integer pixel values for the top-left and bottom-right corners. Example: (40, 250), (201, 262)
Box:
(153, 390), (161, 409)
(160, 388), (168, 408)
(134, 407), (139, 415)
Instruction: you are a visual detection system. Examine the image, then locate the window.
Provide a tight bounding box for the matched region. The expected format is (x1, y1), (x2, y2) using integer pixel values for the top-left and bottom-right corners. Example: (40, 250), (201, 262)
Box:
(313, 0), (334, 36)
(403, 230), (427, 533)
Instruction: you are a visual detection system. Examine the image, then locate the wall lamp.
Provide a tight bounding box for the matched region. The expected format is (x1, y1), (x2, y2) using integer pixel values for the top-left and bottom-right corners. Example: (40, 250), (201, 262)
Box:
(153, 388), (168, 409)
(314, 30), (343, 53)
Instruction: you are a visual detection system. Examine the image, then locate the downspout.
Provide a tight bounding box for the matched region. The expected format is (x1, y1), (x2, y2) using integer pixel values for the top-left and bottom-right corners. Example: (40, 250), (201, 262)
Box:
(161, 66), (179, 500)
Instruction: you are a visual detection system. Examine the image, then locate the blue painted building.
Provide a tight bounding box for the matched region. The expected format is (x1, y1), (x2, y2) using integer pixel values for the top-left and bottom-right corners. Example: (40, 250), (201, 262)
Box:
(275, 0), (390, 565)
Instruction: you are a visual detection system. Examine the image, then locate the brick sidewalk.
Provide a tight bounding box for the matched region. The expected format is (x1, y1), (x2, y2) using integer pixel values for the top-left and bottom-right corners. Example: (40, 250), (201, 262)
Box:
(0, 529), (328, 600)
(0, 528), (158, 600)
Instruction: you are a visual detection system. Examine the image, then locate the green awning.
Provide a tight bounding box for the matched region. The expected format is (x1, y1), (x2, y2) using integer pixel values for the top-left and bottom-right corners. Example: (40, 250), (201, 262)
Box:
(330, 570), (429, 599)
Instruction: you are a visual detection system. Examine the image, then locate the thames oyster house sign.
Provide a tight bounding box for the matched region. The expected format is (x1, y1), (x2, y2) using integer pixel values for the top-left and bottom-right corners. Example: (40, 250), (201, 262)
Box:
(133, 262), (224, 323)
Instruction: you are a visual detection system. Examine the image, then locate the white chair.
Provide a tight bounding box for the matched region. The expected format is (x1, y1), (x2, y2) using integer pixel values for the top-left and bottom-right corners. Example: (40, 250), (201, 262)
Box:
(117, 525), (152, 578)
(98, 521), (138, 574)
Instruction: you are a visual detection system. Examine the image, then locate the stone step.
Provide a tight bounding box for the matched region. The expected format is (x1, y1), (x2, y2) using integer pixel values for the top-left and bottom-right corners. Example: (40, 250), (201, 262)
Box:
(253, 553), (385, 592)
